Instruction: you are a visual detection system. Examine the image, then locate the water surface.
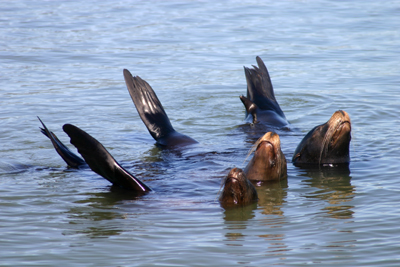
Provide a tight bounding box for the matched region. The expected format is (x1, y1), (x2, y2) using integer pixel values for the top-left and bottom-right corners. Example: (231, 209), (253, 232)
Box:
(1, 0), (399, 266)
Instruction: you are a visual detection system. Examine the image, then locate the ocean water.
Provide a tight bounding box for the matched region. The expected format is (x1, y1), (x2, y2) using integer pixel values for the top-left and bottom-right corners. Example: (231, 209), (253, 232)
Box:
(1, 0), (399, 266)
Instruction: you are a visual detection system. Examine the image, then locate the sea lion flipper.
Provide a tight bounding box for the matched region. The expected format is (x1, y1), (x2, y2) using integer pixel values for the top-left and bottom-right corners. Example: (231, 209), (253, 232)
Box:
(63, 124), (151, 192)
(123, 69), (175, 142)
(244, 57), (285, 117)
(38, 117), (85, 168)
(123, 69), (197, 147)
(255, 56), (276, 101)
(239, 95), (258, 124)
(245, 56), (275, 102)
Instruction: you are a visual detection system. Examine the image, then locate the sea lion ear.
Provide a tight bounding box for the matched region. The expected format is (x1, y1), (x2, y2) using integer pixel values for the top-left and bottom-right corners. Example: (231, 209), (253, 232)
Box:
(240, 95), (259, 124)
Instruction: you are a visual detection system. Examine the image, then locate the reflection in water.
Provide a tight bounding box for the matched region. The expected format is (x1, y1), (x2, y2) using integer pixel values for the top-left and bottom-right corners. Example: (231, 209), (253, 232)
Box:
(65, 186), (145, 239)
(258, 215), (289, 257)
(223, 202), (257, 223)
(299, 166), (355, 219)
(222, 179), (289, 249)
(255, 179), (288, 216)
(142, 145), (165, 162)
(256, 181), (289, 257)
(223, 203), (257, 243)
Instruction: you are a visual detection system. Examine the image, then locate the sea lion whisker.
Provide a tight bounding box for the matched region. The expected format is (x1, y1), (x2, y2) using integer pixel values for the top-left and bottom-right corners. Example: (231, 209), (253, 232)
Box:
(319, 130), (332, 165)
(243, 135), (265, 164)
(319, 135), (328, 165)
(219, 168), (258, 207)
(319, 119), (342, 165)
(293, 110), (351, 166)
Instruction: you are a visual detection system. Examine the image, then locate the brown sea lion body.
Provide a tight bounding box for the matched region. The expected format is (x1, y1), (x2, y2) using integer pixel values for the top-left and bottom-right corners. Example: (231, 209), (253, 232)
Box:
(292, 110), (351, 166)
(244, 132), (287, 182)
(219, 168), (258, 208)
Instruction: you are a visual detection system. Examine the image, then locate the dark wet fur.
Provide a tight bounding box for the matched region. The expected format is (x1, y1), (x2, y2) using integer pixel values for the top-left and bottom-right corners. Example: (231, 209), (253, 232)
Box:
(38, 117), (150, 192)
(244, 132), (287, 181)
(123, 69), (197, 147)
(244, 56), (285, 116)
(292, 110), (351, 166)
(63, 123), (151, 192)
(219, 168), (258, 208)
(240, 56), (288, 127)
(38, 117), (85, 168)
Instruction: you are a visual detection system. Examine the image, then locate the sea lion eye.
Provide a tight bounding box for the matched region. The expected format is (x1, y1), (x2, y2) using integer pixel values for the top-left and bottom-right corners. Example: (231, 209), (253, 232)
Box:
(270, 159), (276, 167)
(293, 153), (300, 162)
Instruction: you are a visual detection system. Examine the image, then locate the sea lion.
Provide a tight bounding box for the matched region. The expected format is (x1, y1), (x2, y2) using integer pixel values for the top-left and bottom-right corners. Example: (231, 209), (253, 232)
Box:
(219, 168), (258, 208)
(38, 116), (85, 168)
(244, 132), (287, 181)
(240, 56), (289, 128)
(292, 110), (351, 166)
(38, 117), (151, 192)
(123, 69), (197, 147)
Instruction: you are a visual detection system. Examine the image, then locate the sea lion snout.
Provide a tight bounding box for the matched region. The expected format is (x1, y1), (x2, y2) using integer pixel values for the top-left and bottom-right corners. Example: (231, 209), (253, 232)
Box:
(292, 110), (352, 166)
(244, 132), (287, 182)
(219, 168), (258, 208)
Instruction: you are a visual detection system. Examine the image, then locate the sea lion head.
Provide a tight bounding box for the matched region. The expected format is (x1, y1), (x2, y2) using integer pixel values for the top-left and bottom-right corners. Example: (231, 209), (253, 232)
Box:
(219, 168), (258, 207)
(292, 110), (351, 166)
(244, 132), (287, 181)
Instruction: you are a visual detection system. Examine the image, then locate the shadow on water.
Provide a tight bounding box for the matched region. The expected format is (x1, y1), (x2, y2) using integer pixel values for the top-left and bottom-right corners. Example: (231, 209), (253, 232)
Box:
(298, 165), (355, 219)
(0, 160), (38, 175)
(141, 142), (224, 168)
(64, 186), (146, 239)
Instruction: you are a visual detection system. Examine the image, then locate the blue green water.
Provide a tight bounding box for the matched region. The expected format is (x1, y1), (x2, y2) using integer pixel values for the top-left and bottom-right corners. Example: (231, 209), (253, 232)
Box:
(1, 0), (399, 266)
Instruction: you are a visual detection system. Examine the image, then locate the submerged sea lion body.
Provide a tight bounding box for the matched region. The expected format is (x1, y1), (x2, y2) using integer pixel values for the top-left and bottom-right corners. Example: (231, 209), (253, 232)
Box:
(292, 110), (351, 166)
(123, 69), (197, 148)
(240, 56), (289, 128)
(244, 132), (287, 182)
(219, 168), (258, 208)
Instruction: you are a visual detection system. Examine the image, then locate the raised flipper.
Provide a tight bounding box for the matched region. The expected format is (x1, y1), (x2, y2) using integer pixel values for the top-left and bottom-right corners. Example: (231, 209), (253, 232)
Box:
(38, 117), (85, 168)
(123, 69), (197, 147)
(63, 123), (151, 192)
(243, 56), (286, 118)
(239, 95), (259, 124)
